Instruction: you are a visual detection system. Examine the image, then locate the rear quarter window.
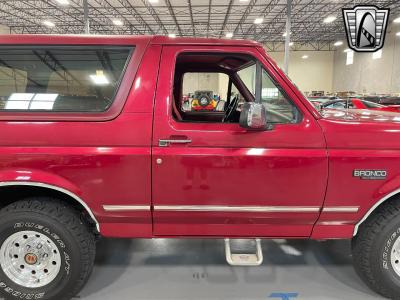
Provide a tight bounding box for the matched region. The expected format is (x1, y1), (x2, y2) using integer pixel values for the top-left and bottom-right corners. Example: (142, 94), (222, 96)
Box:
(0, 46), (132, 112)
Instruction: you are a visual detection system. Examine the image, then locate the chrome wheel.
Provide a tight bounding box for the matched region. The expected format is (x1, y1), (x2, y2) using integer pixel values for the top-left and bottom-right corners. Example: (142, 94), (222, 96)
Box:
(391, 236), (400, 277)
(0, 230), (61, 288)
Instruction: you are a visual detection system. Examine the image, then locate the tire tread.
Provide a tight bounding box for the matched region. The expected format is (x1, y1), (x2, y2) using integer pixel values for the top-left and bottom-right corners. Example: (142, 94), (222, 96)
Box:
(0, 197), (96, 300)
(352, 198), (400, 299)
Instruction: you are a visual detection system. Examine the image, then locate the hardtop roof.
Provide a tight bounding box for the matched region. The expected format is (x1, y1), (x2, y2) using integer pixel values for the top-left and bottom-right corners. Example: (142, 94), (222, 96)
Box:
(0, 34), (261, 48)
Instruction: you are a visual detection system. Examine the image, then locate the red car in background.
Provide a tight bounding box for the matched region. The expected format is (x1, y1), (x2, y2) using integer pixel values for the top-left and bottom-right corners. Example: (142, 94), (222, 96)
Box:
(317, 98), (400, 112)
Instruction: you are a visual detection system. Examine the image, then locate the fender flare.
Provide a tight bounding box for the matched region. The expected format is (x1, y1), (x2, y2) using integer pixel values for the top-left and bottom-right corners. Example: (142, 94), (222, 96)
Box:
(353, 188), (400, 236)
(0, 181), (100, 233)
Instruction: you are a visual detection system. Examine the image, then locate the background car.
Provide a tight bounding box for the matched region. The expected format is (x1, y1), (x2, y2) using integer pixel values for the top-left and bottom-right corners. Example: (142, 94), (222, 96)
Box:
(308, 96), (339, 106)
(317, 98), (400, 112)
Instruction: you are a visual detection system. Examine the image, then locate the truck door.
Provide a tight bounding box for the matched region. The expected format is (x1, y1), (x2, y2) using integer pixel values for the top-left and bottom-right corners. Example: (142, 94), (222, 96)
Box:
(151, 45), (328, 237)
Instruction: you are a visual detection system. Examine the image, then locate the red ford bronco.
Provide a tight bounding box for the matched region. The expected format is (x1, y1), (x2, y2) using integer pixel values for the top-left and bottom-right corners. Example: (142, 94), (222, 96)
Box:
(0, 34), (399, 300)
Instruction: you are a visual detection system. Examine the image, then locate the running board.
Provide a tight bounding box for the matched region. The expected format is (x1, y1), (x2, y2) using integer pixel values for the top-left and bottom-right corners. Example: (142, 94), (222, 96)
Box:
(224, 238), (263, 266)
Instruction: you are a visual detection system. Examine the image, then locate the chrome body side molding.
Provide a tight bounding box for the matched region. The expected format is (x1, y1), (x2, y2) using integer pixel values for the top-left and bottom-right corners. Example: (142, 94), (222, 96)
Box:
(323, 207), (359, 213)
(103, 205), (150, 211)
(154, 205), (321, 212)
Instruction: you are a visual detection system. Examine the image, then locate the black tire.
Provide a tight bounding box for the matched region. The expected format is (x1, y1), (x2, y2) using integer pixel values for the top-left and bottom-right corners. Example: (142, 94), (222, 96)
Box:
(352, 199), (400, 299)
(0, 197), (96, 300)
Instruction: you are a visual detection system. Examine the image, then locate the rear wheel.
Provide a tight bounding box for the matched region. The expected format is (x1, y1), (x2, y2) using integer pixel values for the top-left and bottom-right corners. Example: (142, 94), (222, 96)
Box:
(352, 199), (400, 299)
(0, 197), (96, 300)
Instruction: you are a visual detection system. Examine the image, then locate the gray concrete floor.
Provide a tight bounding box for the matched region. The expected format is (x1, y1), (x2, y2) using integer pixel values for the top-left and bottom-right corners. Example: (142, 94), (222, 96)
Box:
(78, 238), (384, 300)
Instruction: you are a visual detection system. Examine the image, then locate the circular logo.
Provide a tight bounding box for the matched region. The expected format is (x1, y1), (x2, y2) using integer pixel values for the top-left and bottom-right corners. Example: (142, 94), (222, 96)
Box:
(24, 253), (38, 265)
(200, 97), (208, 106)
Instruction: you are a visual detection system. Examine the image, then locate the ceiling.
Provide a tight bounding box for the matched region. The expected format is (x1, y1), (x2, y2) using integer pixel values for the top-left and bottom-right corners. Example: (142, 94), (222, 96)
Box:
(0, 0), (399, 46)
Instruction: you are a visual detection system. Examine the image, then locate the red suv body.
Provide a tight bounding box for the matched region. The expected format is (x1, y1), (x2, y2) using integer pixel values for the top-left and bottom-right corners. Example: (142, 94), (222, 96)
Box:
(1, 34), (400, 299)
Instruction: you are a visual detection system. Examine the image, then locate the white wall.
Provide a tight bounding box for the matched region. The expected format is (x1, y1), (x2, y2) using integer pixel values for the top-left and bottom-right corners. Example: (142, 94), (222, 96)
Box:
(267, 51), (335, 94)
(332, 26), (400, 94)
(182, 73), (229, 99)
(0, 25), (11, 34)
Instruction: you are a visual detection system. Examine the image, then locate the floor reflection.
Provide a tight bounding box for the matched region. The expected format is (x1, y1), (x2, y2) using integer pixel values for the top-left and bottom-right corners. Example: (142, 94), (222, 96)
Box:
(78, 238), (383, 300)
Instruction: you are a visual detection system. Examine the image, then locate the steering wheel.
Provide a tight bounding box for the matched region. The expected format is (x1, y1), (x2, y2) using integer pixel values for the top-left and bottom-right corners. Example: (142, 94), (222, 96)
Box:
(223, 94), (240, 123)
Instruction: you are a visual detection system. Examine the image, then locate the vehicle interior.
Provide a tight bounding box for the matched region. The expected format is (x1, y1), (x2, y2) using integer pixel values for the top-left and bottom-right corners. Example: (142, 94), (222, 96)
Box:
(172, 52), (255, 123)
(172, 52), (301, 124)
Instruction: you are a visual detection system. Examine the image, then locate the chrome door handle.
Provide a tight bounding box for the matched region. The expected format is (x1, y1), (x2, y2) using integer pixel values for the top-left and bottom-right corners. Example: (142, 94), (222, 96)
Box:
(159, 139), (192, 147)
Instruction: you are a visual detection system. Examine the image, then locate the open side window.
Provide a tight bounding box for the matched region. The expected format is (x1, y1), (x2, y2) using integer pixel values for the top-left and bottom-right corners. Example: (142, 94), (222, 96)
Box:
(172, 52), (301, 124)
(172, 52), (255, 123)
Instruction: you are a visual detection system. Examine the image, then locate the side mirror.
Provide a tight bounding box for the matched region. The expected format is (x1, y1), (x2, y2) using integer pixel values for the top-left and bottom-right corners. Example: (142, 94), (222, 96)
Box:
(239, 102), (271, 130)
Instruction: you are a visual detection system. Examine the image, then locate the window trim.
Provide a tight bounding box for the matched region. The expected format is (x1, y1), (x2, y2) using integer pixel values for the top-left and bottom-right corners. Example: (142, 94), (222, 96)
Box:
(0, 44), (145, 122)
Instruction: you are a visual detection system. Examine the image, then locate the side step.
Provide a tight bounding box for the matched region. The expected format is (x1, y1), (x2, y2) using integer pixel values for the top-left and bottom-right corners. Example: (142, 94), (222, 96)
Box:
(224, 238), (263, 266)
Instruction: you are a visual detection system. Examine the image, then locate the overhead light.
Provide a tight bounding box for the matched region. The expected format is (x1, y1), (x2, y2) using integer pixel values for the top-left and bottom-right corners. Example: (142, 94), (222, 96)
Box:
(397, 32), (400, 36)
(149, 0), (158, 3)
(55, 0), (69, 5)
(394, 17), (400, 23)
(168, 33), (176, 38)
(90, 70), (109, 85)
(282, 31), (292, 37)
(254, 18), (264, 24)
(289, 42), (294, 46)
(239, 0), (249, 2)
(42, 20), (55, 27)
(302, 55), (309, 59)
(334, 41), (343, 46)
(112, 19), (123, 26)
(323, 16), (337, 23)
(226, 32), (233, 38)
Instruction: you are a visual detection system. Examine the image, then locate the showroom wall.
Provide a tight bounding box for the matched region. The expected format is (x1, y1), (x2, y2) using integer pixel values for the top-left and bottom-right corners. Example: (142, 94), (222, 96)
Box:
(183, 73), (229, 99)
(332, 26), (400, 94)
(0, 25), (11, 34)
(267, 50), (335, 94)
(182, 51), (335, 97)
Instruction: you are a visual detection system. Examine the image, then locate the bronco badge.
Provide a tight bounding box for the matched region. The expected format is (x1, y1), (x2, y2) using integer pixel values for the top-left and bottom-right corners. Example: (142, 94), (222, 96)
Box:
(353, 169), (387, 180)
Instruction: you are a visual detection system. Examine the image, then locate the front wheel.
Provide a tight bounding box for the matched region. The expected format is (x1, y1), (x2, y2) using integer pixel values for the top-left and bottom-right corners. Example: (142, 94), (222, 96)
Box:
(0, 198), (96, 300)
(352, 199), (400, 299)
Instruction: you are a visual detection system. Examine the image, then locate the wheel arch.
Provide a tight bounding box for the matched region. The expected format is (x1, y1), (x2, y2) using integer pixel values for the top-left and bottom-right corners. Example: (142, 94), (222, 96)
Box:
(354, 188), (400, 236)
(0, 182), (100, 233)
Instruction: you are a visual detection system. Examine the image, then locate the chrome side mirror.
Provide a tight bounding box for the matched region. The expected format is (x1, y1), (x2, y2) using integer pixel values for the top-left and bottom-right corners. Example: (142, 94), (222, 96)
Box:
(239, 102), (269, 130)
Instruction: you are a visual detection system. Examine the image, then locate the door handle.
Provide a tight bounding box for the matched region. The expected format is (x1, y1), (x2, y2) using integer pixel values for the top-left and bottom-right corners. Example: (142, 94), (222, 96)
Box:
(159, 138), (192, 147)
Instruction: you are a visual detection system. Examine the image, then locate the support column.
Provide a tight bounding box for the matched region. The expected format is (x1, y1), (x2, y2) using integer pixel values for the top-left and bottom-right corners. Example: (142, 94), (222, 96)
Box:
(83, 0), (90, 34)
(283, 0), (292, 74)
